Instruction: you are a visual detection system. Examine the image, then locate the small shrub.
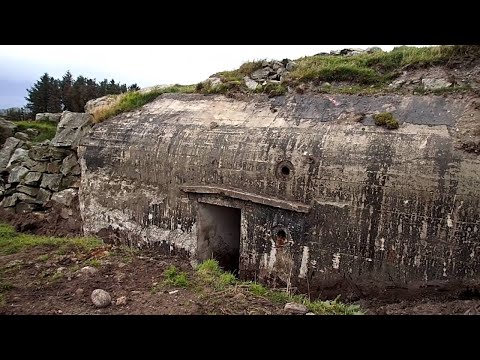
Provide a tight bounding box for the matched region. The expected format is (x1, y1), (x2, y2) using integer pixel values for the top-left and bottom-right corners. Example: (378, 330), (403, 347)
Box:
(249, 283), (268, 297)
(163, 265), (189, 287)
(219, 272), (236, 286)
(196, 259), (222, 275)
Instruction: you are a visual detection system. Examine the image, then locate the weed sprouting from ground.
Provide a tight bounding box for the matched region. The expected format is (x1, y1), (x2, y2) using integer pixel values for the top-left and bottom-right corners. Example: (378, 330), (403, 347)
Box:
(163, 265), (189, 288)
(195, 259), (363, 315)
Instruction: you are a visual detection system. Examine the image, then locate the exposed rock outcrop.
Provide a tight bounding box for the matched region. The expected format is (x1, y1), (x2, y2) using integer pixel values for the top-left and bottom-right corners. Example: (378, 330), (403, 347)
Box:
(51, 112), (93, 149)
(0, 118), (18, 146)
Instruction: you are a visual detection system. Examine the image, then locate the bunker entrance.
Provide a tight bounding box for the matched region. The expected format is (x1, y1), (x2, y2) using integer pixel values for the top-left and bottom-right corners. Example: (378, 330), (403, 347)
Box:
(197, 203), (241, 275)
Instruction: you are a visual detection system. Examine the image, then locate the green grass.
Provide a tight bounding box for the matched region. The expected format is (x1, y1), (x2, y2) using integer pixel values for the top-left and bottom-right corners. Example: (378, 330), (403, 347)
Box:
(88, 46), (478, 121)
(83, 258), (101, 267)
(163, 265), (189, 287)
(0, 223), (102, 255)
(36, 254), (50, 262)
(195, 45), (479, 97)
(195, 259), (363, 315)
(13, 120), (57, 142)
(195, 259), (237, 290)
(93, 84), (196, 123)
(288, 45), (477, 87)
(245, 281), (362, 315)
(373, 112), (400, 129)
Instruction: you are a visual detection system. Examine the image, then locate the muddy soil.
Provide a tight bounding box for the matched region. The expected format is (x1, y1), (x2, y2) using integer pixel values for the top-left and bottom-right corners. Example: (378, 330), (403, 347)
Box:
(1, 243), (479, 315)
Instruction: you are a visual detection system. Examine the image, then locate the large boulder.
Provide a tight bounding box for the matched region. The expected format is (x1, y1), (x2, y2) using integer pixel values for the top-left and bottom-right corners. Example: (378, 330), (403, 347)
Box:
(51, 112), (93, 149)
(84, 95), (119, 115)
(35, 113), (62, 123)
(0, 118), (18, 146)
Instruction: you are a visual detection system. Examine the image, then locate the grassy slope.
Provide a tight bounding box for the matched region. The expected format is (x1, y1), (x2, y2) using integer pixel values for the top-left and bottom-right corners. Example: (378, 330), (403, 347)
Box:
(92, 45), (478, 123)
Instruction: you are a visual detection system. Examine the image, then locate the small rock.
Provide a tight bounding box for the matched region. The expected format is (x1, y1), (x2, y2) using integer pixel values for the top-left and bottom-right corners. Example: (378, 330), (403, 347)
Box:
(464, 308), (478, 315)
(286, 61), (297, 71)
(75, 288), (84, 296)
(244, 76), (259, 90)
(24, 128), (39, 137)
(14, 132), (30, 141)
(251, 68), (271, 81)
(8, 166), (29, 184)
(366, 47), (383, 53)
(5, 259), (23, 268)
(91, 289), (111, 308)
(233, 293), (246, 300)
(51, 188), (78, 207)
(56, 266), (67, 273)
(57, 310), (63, 314)
(306, 312), (315, 315)
(169, 290), (179, 295)
(131, 290), (142, 295)
(284, 302), (308, 315)
(422, 78), (452, 90)
(118, 262), (126, 268)
(116, 296), (127, 306)
(206, 77), (222, 87)
(80, 266), (98, 275)
(23, 171), (42, 186)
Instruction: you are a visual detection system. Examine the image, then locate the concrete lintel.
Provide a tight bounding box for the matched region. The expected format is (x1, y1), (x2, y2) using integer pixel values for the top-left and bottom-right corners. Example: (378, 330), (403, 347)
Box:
(181, 185), (311, 213)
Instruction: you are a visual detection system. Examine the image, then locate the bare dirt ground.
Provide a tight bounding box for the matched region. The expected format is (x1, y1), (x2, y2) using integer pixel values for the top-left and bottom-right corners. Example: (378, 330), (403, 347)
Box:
(1, 240), (479, 315)
(0, 245), (287, 315)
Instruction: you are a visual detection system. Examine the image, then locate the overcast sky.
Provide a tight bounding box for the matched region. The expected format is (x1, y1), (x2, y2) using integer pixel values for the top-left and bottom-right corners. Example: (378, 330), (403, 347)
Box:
(0, 45), (407, 109)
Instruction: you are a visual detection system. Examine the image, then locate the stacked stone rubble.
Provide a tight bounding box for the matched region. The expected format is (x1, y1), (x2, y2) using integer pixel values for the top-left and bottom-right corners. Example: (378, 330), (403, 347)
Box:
(0, 111), (92, 223)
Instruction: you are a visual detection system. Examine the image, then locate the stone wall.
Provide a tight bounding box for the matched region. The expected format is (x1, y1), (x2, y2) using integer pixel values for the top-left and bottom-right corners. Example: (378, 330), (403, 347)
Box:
(0, 111), (91, 235)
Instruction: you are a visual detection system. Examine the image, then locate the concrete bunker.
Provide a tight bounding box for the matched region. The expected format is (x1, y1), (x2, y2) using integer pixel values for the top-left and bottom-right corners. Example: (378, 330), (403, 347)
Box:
(79, 92), (480, 298)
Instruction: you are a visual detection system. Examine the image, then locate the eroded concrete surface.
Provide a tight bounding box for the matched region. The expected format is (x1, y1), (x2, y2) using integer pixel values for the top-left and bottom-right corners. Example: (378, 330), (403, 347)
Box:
(79, 93), (480, 299)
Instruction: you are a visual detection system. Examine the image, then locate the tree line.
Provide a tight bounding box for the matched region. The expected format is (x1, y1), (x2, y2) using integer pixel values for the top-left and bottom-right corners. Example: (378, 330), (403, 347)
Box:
(25, 71), (140, 115)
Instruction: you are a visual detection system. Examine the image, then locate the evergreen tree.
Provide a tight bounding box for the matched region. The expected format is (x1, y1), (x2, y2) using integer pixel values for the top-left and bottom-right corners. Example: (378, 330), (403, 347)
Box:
(25, 72), (140, 115)
(128, 84), (141, 92)
(25, 73), (61, 113)
(61, 70), (74, 111)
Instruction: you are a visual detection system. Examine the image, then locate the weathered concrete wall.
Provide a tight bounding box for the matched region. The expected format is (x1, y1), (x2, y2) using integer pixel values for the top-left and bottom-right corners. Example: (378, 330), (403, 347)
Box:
(79, 93), (480, 296)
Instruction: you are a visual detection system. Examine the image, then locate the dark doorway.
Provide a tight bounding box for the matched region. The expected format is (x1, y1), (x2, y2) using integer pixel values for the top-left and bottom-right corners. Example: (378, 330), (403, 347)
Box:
(197, 203), (241, 275)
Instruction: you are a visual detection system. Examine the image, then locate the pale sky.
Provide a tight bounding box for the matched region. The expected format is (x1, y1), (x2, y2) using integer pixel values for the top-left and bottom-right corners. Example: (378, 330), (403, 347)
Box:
(0, 45), (407, 109)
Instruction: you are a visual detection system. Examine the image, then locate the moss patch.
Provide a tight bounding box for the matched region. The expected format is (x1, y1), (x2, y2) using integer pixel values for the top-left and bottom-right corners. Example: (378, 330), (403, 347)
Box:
(373, 112), (400, 129)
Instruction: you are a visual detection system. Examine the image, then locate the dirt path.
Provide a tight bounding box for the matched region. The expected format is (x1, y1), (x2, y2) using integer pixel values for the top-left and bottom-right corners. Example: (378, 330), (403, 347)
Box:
(1, 239), (479, 315)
